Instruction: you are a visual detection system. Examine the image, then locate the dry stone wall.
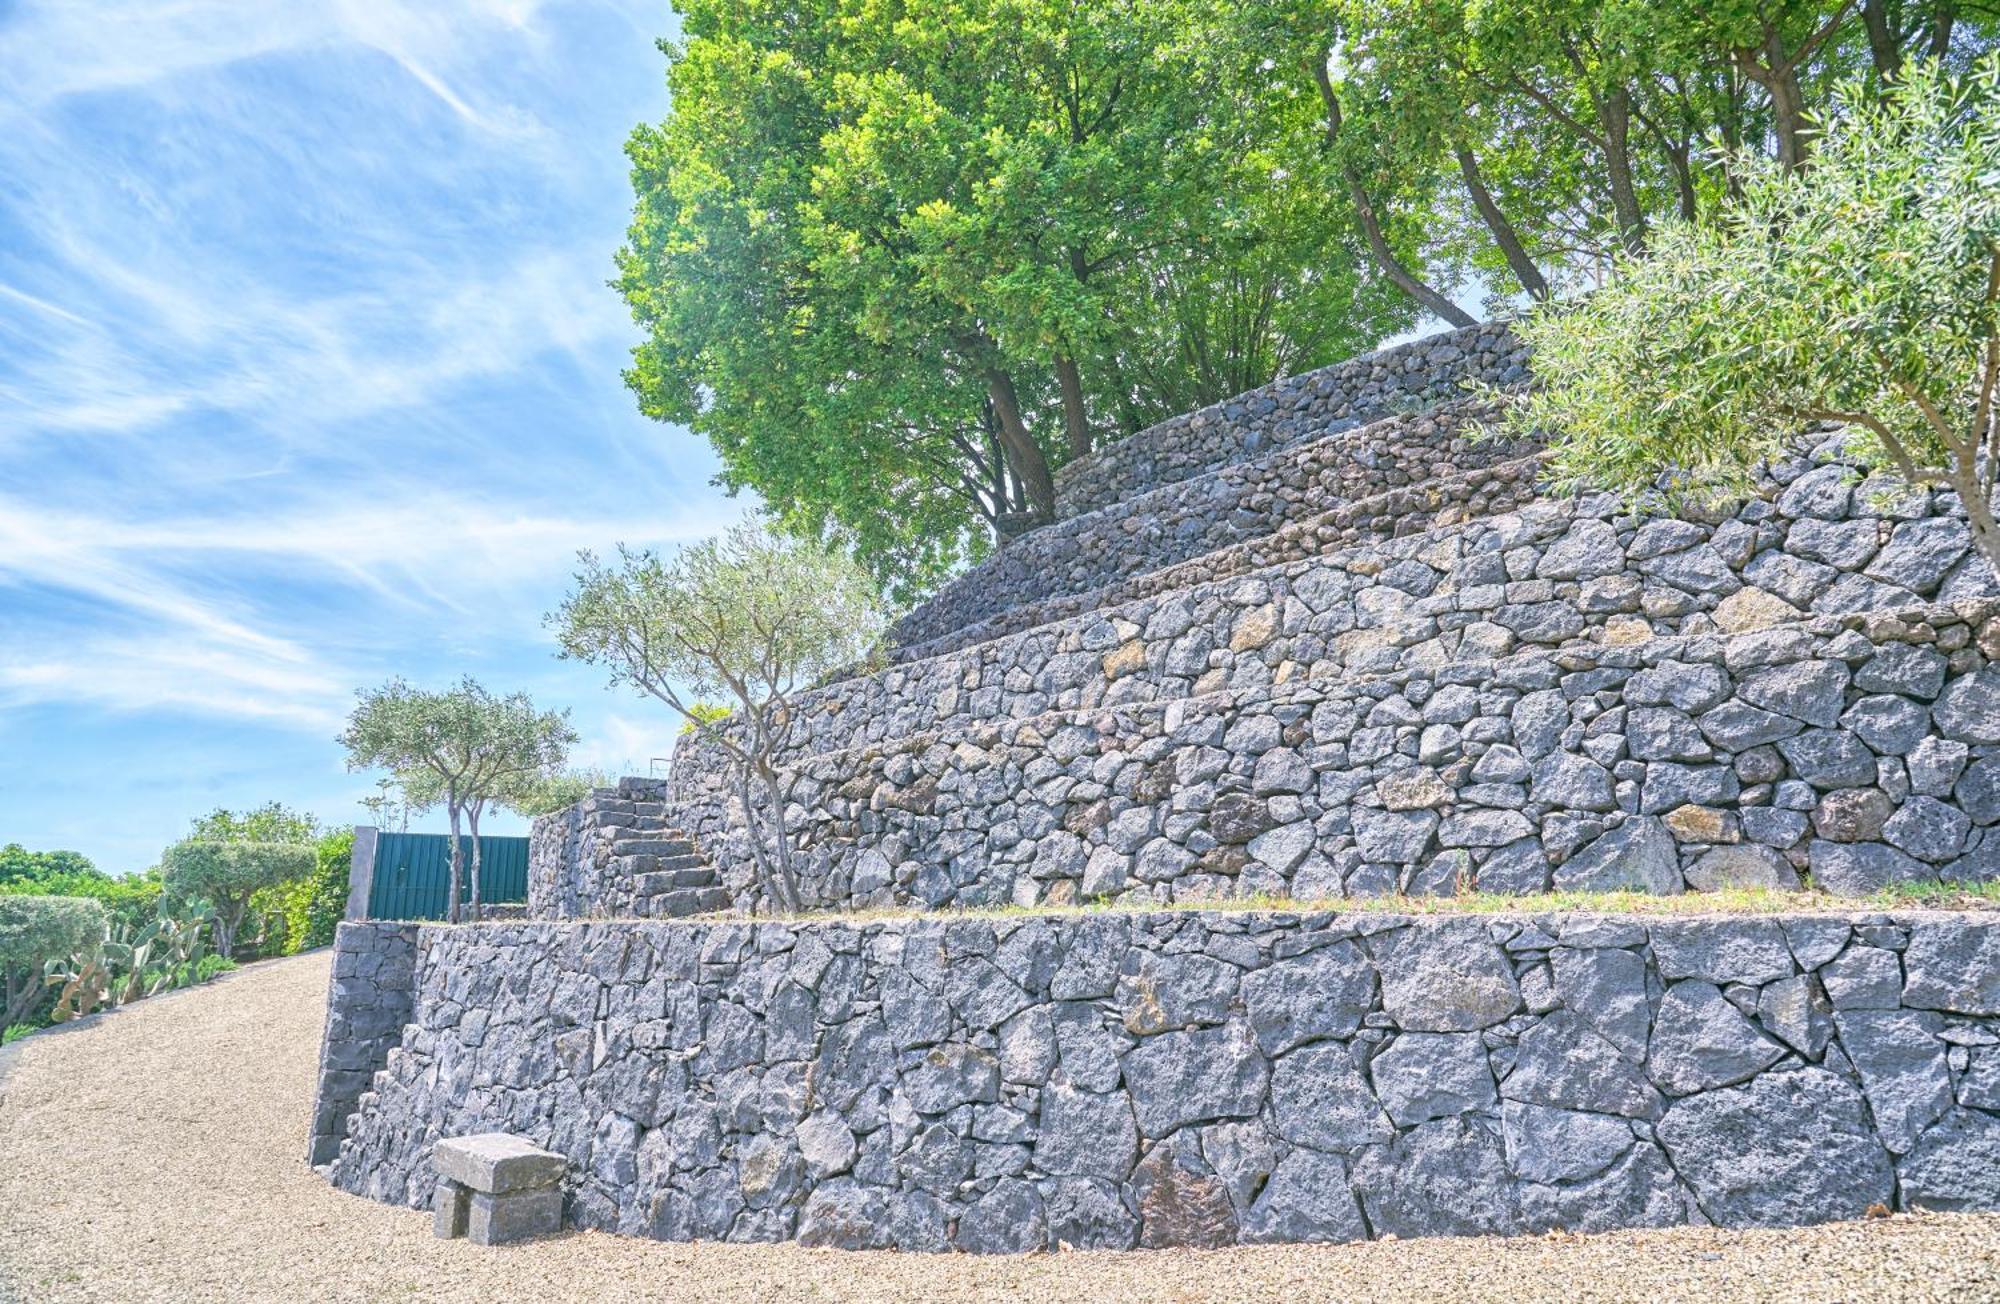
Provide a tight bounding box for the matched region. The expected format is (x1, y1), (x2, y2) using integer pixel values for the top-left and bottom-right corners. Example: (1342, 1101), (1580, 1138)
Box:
(665, 605), (2000, 912)
(308, 922), (419, 1167)
(1052, 321), (1527, 520)
(891, 399), (1538, 651)
(326, 910), (2000, 1250)
(705, 440), (2000, 778)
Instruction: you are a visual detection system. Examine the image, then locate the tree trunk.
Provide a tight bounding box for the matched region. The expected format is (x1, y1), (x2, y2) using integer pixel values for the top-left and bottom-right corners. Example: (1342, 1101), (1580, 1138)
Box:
(1952, 457), (2000, 586)
(1599, 87), (1648, 253)
(1312, 56), (1476, 329)
(1928, 4), (1956, 60)
(1454, 143), (1549, 300)
(445, 802), (463, 924)
(984, 367), (1056, 519)
(1055, 354), (1092, 459)
(1764, 62), (1811, 172)
(1862, 0), (1902, 78)
(466, 802), (484, 924)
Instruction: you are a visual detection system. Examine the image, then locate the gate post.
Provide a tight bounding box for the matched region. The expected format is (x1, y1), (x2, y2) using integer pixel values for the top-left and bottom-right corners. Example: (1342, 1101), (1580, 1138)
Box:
(345, 826), (380, 921)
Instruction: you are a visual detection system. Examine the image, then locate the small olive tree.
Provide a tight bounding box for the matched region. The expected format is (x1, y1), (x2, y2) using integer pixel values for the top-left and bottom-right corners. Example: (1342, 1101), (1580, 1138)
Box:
(160, 841), (314, 960)
(0, 896), (105, 1028)
(340, 678), (576, 922)
(551, 520), (886, 913)
(1511, 57), (2000, 580)
(502, 767), (615, 819)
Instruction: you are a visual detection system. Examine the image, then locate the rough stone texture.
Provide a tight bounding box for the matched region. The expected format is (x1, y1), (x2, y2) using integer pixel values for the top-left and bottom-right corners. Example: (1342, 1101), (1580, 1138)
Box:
(1051, 320), (1527, 521)
(306, 922), (418, 1167)
(528, 778), (727, 922)
(322, 911), (2000, 1251)
(652, 608), (2000, 913)
(892, 397), (1540, 652)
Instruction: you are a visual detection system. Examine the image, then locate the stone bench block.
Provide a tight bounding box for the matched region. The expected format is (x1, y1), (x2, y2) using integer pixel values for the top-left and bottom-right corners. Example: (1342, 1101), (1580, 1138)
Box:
(469, 1187), (564, 1246)
(434, 1133), (567, 1195)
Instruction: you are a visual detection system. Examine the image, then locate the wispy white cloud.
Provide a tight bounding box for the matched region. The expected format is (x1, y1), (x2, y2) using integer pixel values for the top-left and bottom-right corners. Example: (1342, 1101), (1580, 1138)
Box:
(0, 0), (714, 868)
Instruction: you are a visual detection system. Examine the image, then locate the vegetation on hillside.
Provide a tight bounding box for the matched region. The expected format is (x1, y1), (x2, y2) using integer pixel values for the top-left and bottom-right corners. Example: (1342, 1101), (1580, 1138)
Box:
(552, 519), (887, 911)
(1514, 55), (2000, 582)
(618, 0), (1998, 599)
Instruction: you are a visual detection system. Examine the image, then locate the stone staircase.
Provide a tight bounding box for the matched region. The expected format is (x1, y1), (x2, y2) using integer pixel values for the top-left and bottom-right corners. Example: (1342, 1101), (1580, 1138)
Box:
(531, 317), (2000, 920)
(527, 778), (729, 919)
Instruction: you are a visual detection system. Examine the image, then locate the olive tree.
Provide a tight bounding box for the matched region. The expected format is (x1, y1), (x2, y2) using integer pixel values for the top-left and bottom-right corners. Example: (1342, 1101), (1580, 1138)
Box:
(340, 679), (577, 923)
(0, 895), (105, 1028)
(1512, 57), (2000, 579)
(551, 520), (887, 913)
(159, 842), (314, 960)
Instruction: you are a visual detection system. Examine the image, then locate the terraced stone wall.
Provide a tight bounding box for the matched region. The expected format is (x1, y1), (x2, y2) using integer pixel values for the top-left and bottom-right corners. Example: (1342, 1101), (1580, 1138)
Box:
(890, 398), (1538, 651)
(308, 921), (420, 1167)
(705, 443), (2000, 775)
(324, 910), (2000, 1250)
(1052, 320), (1527, 521)
(667, 606), (2000, 912)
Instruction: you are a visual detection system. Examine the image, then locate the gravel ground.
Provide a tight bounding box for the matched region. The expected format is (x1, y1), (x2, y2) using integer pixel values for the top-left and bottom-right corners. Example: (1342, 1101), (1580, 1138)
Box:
(2, 951), (1998, 1304)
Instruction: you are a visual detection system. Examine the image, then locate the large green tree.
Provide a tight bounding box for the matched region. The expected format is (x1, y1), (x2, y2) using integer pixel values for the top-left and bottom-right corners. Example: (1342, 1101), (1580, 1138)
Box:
(617, 0), (1408, 599)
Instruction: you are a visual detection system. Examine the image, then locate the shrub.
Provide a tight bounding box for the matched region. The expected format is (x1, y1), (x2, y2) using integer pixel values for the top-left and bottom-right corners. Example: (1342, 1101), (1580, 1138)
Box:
(0, 895), (108, 1027)
(196, 955), (236, 982)
(1511, 57), (2000, 582)
(160, 841), (314, 960)
(0, 866), (163, 932)
(2, 1023), (32, 1045)
(267, 830), (354, 955)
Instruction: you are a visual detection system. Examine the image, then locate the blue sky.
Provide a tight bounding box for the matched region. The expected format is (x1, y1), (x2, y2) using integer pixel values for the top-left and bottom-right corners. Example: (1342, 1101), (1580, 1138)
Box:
(0, 0), (741, 872)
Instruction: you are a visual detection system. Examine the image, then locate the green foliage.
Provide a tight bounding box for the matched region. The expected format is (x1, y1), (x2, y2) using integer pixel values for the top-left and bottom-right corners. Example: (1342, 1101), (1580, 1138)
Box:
(0, 895), (107, 1027)
(340, 677), (577, 922)
(195, 954), (236, 983)
(502, 768), (615, 818)
(2, 1023), (32, 1045)
(188, 801), (321, 845)
(618, 0), (1409, 597)
(1512, 56), (2000, 579)
(0, 866), (162, 932)
(0, 843), (96, 886)
(161, 841), (315, 959)
(553, 520), (888, 911)
(679, 702), (733, 736)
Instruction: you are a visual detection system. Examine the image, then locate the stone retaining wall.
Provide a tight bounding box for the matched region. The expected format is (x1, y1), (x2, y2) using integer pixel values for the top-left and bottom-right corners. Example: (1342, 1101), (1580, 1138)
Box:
(892, 399), (1537, 651)
(1052, 320), (1527, 520)
(716, 441), (2000, 778)
(662, 606), (2000, 912)
(324, 910), (2000, 1250)
(676, 444), (2000, 800)
(308, 922), (420, 1166)
(890, 456), (1548, 668)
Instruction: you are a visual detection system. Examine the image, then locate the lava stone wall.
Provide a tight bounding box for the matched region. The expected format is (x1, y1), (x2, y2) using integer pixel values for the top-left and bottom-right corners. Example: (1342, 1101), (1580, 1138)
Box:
(308, 922), (420, 1166)
(712, 442), (2000, 777)
(664, 607), (2000, 913)
(324, 911), (2000, 1250)
(1052, 320), (1527, 521)
(528, 780), (672, 920)
(892, 399), (1538, 651)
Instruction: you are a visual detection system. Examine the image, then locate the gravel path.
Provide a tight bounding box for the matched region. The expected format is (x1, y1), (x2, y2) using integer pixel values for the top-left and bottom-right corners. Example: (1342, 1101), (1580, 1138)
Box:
(2, 951), (1998, 1303)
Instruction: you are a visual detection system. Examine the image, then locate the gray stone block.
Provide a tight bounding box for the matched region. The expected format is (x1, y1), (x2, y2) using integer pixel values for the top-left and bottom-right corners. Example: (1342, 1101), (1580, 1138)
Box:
(433, 1133), (568, 1195)
(468, 1187), (564, 1246)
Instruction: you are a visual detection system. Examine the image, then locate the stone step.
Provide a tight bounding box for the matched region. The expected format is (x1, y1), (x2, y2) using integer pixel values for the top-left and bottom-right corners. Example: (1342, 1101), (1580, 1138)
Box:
(634, 867), (717, 896)
(1052, 317), (1526, 520)
(616, 838), (697, 857)
(612, 851), (701, 875)
(642, 886), (733, 919)
(662, 600), (2000, 915)
(891, 394), (1536, 651)
(701, 441), (1997, 778)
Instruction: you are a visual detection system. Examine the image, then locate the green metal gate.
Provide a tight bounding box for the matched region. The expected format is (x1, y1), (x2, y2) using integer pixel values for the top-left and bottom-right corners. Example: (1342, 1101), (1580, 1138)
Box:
(365, 832), (530, 920)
